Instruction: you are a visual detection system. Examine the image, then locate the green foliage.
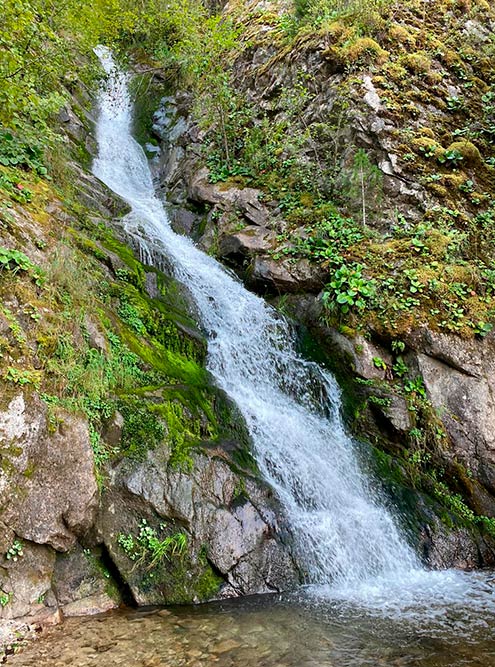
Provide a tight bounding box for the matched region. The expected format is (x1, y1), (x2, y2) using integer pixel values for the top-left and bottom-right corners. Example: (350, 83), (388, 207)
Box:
(0, 591), (11, 607)
(118, 519), (187, 569)
(117, 296), (147, 335)
(322, 263), (376, 314)
(437, 149), (463, 167)
(4, 367), (41, 388)
(433, 482), (495, 538)
(0, 130), (47, 175)
(372, 356), (387, 371)
(0, 247), (35, 274)
(291, 0), (388, 27)
(345, 148), (383, 227)
(274, 210), (363, 265)
(119, 401), (165, 460)
(6, 539), (24, 562)
(404, 376), (427, 399)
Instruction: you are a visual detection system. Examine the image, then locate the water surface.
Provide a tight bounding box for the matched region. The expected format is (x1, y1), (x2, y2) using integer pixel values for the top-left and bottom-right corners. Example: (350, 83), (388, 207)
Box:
(9, 593), (495, 667)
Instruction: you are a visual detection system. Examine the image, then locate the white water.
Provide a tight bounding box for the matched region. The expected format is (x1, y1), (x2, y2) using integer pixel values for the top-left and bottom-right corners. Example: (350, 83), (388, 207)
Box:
(92, 48), (495, 627)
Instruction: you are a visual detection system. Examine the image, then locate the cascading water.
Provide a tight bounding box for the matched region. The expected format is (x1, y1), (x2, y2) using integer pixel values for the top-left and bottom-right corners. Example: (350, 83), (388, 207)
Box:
(92, 47), (495, 626)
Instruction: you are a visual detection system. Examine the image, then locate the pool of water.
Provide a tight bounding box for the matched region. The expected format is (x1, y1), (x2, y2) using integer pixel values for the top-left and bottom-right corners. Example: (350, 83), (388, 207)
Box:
(9, 589), (495, 667)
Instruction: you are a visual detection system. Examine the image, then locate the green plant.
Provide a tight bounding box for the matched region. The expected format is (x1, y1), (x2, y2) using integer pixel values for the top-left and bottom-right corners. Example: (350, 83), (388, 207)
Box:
(459, 179), (474, 193)
(392, 357), (408, 377)
(6, 539), (23, 562)
(0, 172), (34, 203)
(4, 367), (41, 388)
(473, 321), (493, 337)
(391, 340), (406, 353)
(437, 149), (463, 167)
(445, 96), (465, 112)
(118, 519), (188, 570)
(418, 144), (437, 159)
(404, 376), (427, 398)
(346, 148), (383, 227)
(0, 247), (35, 274)
(322, 263), (376, 314)
(368, 394), (391, 408)
(372, 356), (387, 370)
(0, 130), (47, 175)
(117, 297), (147, 335)
(0, 591), (11, 607)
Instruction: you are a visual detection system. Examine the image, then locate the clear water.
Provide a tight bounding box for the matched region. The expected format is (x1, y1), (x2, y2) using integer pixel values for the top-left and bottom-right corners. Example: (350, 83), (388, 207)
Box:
(7, 594), (495, 667)
(89, 47), (495, 636)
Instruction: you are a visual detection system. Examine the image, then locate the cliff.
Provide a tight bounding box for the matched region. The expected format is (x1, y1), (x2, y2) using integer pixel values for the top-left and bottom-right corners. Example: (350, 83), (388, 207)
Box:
(149, 0), (495, 564)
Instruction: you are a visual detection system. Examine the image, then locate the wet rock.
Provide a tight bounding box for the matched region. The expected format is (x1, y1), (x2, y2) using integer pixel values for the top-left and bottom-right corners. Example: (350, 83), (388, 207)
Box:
(420, 519), (492, 569)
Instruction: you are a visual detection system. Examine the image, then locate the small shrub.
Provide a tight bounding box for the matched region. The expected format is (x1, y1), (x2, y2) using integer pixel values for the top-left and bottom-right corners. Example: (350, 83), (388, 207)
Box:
(322, 263), (376, 314)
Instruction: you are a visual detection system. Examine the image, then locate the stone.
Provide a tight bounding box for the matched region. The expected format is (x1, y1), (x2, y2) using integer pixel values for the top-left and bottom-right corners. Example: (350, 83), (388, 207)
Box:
(249, 257), (326, 293)
(52, 545), (120, 616)
(326, 330), (392, 381)
(362, 75), (382, 112)
(0, 394), (98, 552)
(0, 542), (56, 620)
(384, 395), (411, 433)
(84, 315), (108, 354)
(98, 450), (300, 605)
(188, 169), (271, 227)
(219, 226), (275, 259)
(420, 520), (487, 569)
(102, 411), (124, 449)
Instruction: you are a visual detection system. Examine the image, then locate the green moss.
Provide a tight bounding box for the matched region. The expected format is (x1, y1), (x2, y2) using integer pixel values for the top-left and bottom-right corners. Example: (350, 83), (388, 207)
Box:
(193, 561), (224, 600)
(119, 400), (166, 460)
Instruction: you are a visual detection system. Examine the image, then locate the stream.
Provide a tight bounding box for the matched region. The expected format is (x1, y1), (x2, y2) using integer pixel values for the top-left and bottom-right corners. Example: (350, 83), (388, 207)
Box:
(12, 47), (494, 665)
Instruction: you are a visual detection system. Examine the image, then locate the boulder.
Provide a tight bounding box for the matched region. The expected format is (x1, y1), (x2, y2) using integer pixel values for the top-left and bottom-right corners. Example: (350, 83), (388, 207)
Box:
(219, 226), (275, 259)
(406, 329), (495, 498)
(0, 393), (98, 552)
(249, 257), (326, 293)
(52, 545), (120, 617)
(189, 169), (271, 226)
(98, 449), (300, 605)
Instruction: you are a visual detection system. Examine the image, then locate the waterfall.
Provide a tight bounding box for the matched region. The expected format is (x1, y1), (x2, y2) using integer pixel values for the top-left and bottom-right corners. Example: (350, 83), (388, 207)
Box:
(92, 48), (495, 618)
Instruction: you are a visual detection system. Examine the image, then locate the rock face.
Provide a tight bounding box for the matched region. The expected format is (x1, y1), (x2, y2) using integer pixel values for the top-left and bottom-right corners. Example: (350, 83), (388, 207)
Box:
(0, 394), (98, 552)
(99, 450), (297, 605)
(0, 393), (103, 622)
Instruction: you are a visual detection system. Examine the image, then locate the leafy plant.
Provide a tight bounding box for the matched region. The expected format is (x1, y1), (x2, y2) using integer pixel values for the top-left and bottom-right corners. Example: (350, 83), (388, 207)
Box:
(392, 357), (408, 377)
(118, 519), (188, 570)
(0, 247), (35, 274)
(437, 149), (463, 167)
(404, 376), (427, 398)
(0, 131), (47, 175)
(372, 356), (387, 370)
(6, 539), (23, 562)
(322, 264), (376, 314)
(0, 591), (11, 607)
(4, 367), (41, 388)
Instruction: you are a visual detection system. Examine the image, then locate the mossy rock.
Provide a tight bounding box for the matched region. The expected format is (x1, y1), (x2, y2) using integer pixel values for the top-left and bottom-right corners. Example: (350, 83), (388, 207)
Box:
(446, 141), (483, 167)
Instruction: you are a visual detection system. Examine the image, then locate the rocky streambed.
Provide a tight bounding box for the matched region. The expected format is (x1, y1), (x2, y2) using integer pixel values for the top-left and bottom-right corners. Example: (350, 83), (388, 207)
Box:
(6, 591), (495, 667)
